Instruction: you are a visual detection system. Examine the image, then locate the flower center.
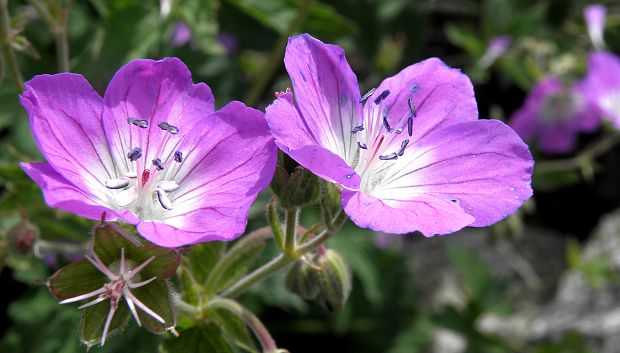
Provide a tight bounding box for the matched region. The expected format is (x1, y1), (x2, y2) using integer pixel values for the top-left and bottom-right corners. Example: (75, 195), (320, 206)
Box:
(351, 86), (417, 193)
(103, 118), (186, 220)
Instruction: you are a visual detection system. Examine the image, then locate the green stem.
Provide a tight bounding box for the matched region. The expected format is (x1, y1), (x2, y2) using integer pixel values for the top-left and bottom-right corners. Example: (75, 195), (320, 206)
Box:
(34, 239), (87, 256)
(207, 298), (280, 353)
(284, 208), (298, 253)
(54, 25), (69, 72)
(535, 132), (620, 174)
(220, 211), (346, 299)
(244, 0), (314, 106)
(0, 0), (24, 92)
(267, 198), (285, 250)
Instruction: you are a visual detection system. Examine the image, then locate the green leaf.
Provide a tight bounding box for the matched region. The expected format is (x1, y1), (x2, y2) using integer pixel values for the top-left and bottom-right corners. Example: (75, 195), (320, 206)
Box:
(532, 168), (581, 191)
(446, 245), (490, 301)
(207, 308), (259, 353)
(130, 280), (176, 333)
(47, 259), (106, 300)
(80, 299), (130, 348)
(160, 324), (235, 353)
(184, 241), (227, 283)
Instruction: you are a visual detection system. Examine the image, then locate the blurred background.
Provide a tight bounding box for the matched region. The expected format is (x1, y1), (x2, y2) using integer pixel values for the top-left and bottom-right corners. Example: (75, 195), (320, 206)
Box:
(2, 0), (620, 352)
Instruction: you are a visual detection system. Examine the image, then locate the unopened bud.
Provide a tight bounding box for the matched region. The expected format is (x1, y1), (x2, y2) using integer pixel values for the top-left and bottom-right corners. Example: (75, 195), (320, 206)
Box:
(316, 249), (352, 312)
(8, 221), (39, 255)
(285, 260), (321, 300)
(281, 166), (321, 208)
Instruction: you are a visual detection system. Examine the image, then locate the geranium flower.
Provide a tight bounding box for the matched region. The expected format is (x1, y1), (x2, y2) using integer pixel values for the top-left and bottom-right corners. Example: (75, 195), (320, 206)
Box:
(478, 35), (512, 69)
(509, 77), (600, 154)
(20, 58), (277, 247)
(580, 51), (620, 129)
(265, 34), (533, 236)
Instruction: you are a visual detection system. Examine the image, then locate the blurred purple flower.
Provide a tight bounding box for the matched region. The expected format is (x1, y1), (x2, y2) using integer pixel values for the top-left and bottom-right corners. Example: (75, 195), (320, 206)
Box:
(265, 34), (533, 236)
(218, 32), (238, 56)
(20, 58), (277, 247)
(584, 4), (606, 50)
(170, 22), (192, 47)
(478, 35), (512, 68)
(510, 77), (600, 154)
(580, 51), (620, 129)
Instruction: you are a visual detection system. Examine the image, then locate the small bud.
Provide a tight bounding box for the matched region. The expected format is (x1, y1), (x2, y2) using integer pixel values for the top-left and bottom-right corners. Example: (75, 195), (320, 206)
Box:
(269, 164), (290, 201)
(281, 166), (321, 208)
(316, 249), (352, 312)
(8, 221), (39, 255)
(285, 260), (321, 300)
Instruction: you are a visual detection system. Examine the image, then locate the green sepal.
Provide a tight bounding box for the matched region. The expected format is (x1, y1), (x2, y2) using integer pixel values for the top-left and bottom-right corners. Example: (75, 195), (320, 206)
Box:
(204, 234), (266, 295)
(160, 323), (235, 353)
(92, 223), (180, 279)
(130, 280), (176, 333)
(47, 259), (107, 300)
(281, 166), (321, 208)
(317, 249), (352, 312)
(80, 299), (130, 348)
(207, 307), (260, 353)
(285, 261), (321, 300)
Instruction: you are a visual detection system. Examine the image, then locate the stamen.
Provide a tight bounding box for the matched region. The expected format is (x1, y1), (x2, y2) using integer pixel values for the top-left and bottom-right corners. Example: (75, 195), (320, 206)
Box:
(407, 115), (413, 137)
(174, 151), (183, 163)
(141, 169), (151, 187)
(395, 128), (403, 134)
(351, 125), (364, 134)
(152, 159), (164, 171)
(158, 121), (179, 135)
(105, 179), (130, 189)
(127, 147), (142, 161)
(357, 142), (368, 149)
(382, 115), (392, 133)
(155, 188), (172, 210)
(158, 181), (179, 192)
(374, 89), (390, 105)
(360, 88), (376, 103)
(127, 118), (149, 128)
(379, 152), (398, 161)
(126, 171), (137, 178)
(408, 97), (417, 117)
(397, 139), (409, 156)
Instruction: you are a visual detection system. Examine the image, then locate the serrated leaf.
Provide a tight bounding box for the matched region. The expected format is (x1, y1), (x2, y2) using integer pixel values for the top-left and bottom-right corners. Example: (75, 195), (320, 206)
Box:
(47, 259), (106, 300)
(130, 280), (175, 334)
(207, 308), (259, 353)
(160, 324), (235, 353)
(80, 299), (130, 348)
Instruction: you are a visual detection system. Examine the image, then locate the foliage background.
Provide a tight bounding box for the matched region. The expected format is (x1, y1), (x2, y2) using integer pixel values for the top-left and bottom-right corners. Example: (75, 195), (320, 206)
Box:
(1, 0), (620, 352)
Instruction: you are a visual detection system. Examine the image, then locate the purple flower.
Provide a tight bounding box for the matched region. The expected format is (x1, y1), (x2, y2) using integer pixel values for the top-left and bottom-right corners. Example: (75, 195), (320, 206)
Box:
(20, 58), (277, 247)
(580, 51), (620, 129)
(478, 35), (512, 69)
(509, 77), (600, 154)
(265, 34), (533, 236)
(170, 22), (192, 47)
(584, 4), (606, 50)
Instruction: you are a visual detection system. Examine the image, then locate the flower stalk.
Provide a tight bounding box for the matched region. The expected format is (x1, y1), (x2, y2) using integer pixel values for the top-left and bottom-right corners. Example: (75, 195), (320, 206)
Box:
(0, 0), (24, 92)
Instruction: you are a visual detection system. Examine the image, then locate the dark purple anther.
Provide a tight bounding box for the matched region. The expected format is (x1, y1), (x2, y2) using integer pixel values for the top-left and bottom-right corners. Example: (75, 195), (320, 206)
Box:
(408, 97), (417, 117)
(360, 88), (376, 103)
(397, 139), (409, 156)
(351, 125), (364, 134)
(127, 147), (142, 161)
(379, 152), (398, 160)
(128, 117), (149, 128)
(357, 142), (367, 149)
(383, 116), (392, 133)
(174, 151), (183, 163)
(152, 158), (164, 171)
(407, 115), (413, 137)
(374, 89), (390, 105)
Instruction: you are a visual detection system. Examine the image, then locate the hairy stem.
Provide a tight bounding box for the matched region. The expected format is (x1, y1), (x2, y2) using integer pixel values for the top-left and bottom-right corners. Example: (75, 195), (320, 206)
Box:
(284, 207), (299, 253)
(0, 0), (24, 92)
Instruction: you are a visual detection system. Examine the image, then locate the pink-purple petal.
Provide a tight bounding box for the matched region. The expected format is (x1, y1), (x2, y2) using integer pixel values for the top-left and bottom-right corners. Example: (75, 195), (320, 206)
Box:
(20, 73), (115, 203)
(285, 145), (360, 190)
(20, 162), (113, 220)
(369, 119), (533, 229)
(102, 58), (215, 177)
(581, 51), (620, 127)
(341, 190), (475, 235)
(284, 34), (363, 164)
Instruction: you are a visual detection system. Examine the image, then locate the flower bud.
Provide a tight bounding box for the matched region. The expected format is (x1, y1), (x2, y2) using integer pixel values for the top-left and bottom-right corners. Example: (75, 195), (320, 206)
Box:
(316, 249), (352, 312)
(281, 166), (321, 209)
(285, 260), (321, 300)
(8, 221), (39, 255)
